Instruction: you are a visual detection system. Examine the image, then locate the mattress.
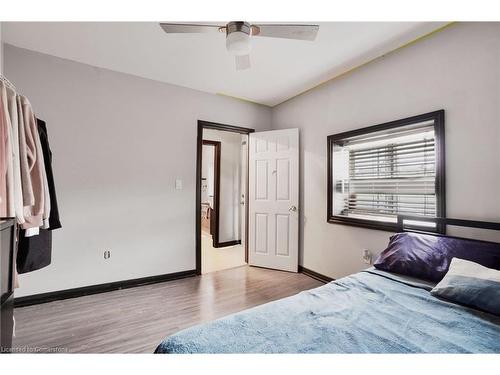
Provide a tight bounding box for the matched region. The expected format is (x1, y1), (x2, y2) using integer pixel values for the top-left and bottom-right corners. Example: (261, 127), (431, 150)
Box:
(155, 269), (500, 353)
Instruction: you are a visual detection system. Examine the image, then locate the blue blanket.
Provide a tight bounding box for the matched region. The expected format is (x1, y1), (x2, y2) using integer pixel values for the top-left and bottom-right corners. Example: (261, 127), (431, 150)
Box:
(155, 270), (500, 353)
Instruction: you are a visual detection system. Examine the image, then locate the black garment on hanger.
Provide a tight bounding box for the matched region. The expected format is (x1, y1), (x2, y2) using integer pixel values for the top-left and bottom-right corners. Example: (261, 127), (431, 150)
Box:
(38, 119), (61, 230)
(17, 118), (61, 274)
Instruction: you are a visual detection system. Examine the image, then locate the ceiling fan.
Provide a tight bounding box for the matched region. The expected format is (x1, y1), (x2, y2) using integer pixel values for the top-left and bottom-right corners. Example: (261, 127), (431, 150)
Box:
(159, 22), (319, 70)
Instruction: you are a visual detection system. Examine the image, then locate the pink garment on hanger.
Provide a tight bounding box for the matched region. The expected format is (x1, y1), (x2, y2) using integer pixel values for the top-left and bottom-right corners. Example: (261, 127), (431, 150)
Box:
(0, 89), (10, 217)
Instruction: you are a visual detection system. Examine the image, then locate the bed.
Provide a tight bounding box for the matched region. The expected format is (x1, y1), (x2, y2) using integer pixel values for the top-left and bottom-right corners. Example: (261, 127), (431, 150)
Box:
(155, 267), (500, 353)
(155, 216), (500, 354)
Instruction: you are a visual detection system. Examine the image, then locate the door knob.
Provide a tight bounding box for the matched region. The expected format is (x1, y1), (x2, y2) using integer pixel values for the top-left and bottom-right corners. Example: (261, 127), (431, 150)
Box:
(289, 205), (297, 212)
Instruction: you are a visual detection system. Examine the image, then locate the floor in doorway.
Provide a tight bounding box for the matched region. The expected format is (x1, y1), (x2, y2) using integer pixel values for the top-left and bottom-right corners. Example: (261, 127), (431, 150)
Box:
(201, 232), (246, 274)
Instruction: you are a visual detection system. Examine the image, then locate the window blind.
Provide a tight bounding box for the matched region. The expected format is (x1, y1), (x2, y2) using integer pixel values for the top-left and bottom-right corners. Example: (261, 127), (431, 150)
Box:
(340, 126), (436, 222)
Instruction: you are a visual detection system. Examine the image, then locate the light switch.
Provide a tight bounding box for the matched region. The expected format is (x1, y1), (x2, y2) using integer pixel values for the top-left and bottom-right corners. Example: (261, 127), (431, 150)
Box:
(175, 179), (183, 190)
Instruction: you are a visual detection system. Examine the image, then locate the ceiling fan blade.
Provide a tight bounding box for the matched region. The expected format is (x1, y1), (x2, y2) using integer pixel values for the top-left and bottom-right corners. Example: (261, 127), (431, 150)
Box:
(251, 24), (319, 41)
(235, 55), (251, 70)
(159, 23), (225, 34)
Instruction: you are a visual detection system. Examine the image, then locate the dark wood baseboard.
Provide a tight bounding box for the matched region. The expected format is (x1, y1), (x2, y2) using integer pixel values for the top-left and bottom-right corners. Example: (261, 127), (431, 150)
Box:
(298, 266), (334, 284)
(14, 269), (197, 308)
(213, 240), (241, 248)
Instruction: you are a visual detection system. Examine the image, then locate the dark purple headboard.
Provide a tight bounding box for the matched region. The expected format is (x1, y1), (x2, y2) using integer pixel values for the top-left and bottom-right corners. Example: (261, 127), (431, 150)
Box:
(374, 215), (500, 282)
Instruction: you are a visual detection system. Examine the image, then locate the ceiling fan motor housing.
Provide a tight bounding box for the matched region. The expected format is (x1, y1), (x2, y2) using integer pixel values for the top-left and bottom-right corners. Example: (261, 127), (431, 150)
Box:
(225, 21), (251, 56)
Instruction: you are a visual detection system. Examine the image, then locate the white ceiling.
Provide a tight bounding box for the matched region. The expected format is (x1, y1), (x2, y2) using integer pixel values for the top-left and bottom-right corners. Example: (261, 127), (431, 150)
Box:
(2, 22), (448, 106)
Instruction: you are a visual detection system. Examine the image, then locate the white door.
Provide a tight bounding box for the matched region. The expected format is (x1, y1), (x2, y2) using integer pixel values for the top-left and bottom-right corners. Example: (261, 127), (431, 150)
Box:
(248, 128), (299, 272)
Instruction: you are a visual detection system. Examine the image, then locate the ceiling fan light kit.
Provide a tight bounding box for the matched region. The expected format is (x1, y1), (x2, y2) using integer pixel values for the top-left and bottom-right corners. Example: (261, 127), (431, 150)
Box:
(159, 21), (319, 70)
(225, 22), (251, 56)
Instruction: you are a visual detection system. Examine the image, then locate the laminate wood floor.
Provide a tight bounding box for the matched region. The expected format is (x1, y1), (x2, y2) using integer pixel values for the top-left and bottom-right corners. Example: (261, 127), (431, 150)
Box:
(13, 266), (323, 353)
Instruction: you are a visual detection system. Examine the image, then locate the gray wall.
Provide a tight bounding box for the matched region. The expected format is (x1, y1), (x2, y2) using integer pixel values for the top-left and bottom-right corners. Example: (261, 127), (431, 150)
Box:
(5, 44), (271, 297)
(271, 22), (500, 279)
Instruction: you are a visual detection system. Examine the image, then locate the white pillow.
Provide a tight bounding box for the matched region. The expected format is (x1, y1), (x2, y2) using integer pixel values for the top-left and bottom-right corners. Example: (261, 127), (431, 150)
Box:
(430, 258), (500, 315)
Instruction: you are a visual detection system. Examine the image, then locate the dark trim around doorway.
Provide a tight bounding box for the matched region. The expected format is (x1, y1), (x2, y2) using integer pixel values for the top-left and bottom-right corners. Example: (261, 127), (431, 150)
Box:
(196, 120), (255, 275)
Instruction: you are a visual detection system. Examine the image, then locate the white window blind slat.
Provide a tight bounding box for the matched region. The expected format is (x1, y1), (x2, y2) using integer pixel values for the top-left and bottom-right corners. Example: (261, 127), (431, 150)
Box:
(337, 126), (437, 220)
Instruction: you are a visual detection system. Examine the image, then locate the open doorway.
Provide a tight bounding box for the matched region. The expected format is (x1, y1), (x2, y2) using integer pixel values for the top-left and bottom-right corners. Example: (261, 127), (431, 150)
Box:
(196, 121), (254, 275)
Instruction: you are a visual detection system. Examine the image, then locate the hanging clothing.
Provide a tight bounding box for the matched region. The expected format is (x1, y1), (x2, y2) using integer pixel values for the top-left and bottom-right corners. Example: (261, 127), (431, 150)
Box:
(16, 95), (34, 207)
(0, 88), (8, 216)
(37, 119), (61, 230)
(17, 96), (39, 242)
(6, 84), (25, 224)
(19, 96), (46, 229)
(17, 118), (61, 273)
(40, 121), (51, 229)
(0, 81), (15, 218)
(1, 74), (61, 277)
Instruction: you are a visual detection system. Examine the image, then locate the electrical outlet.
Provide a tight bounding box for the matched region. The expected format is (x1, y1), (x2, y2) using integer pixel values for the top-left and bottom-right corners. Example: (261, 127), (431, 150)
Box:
(103, 250), (111, 260)
(362, 249), (372, 265)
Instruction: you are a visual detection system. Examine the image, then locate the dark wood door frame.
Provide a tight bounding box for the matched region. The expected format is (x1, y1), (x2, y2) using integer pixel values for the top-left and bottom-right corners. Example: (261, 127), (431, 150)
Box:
(196, 120), (255, 275)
